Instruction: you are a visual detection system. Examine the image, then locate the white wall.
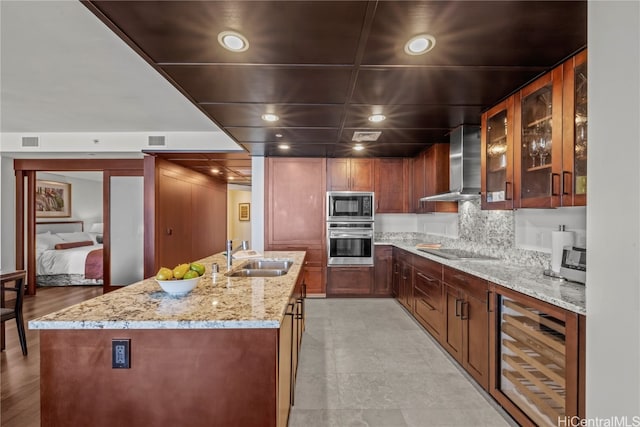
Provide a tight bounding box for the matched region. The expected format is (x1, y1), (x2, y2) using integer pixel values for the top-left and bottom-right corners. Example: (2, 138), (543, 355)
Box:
(251, 157), (265, 252)
(0, 157), (16, 270)
(110, 176), (144, 285)
(515, 207), (587, 252)
(587, 1), (640, 419)
(375, 213), (418, 233)
(227, 184), (252, 247)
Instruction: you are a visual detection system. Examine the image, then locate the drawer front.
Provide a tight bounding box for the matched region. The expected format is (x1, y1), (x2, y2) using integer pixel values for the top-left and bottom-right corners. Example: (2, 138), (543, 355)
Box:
(413, 256), (443, 280)
(443, 266), (488, 300)
(414, 270), (442, 310)
(414, 295), (442, 336)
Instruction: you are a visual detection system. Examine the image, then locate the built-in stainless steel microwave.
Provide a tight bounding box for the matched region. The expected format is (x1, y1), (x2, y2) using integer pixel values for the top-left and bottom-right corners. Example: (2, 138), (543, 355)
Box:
(327, 191), (374, 221)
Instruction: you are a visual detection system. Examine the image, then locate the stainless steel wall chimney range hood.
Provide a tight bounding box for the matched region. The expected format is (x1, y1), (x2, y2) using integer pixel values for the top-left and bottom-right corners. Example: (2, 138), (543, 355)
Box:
(421, 125), (481, 202)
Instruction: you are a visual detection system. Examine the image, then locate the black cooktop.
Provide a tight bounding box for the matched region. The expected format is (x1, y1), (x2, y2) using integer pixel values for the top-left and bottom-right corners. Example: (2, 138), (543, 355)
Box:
(418, 248), (498, 261)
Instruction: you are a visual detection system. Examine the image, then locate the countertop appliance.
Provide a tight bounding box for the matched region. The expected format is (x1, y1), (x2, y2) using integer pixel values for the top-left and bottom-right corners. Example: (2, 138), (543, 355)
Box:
(421, 125), (481, 202)
(559, 246), (586, 284)
(417, 247), (498, 261)
(327, 191), (374, 222)
(327, 222), (374, 266)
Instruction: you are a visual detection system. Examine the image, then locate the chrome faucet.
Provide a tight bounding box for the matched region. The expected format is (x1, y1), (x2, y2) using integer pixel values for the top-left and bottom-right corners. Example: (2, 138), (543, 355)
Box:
(226, 240), (249, 270)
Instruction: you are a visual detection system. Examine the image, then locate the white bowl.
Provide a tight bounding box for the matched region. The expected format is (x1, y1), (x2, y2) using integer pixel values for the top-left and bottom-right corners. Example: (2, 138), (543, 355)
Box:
(156, 276), (200, 295)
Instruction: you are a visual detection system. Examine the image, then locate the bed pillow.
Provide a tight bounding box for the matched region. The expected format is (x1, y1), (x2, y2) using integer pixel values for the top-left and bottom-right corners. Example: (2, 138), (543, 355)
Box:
(36, 232), (66, 252)
(56, 232), (93, 243)
(54, 240), (94, 250)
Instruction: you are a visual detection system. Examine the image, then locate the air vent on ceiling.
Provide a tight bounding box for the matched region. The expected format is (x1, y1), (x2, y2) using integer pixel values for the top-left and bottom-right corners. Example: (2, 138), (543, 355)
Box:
(148, 135), (166, 146)
(352, 131), (381, 142)
(21, 136), (39, 147)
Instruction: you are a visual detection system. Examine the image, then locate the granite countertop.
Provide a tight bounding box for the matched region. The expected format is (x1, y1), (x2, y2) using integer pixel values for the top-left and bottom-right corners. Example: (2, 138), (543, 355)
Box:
(376, 240), (586, 315)
(29, 251), (306, 330)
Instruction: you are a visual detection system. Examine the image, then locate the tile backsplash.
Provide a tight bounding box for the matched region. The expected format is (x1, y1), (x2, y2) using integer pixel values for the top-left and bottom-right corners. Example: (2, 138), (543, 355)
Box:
(376, 199), (586, 268)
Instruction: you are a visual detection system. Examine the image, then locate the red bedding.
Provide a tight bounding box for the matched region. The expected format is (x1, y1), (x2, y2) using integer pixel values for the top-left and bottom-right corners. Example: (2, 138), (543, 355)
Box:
(84, 248), (103, 280)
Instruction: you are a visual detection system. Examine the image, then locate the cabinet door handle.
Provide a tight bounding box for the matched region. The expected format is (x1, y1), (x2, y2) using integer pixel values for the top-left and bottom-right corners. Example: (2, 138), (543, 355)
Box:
(562, 171), (572, 195)
(455, 298), (461, 317)
(422, 298), (436, 311)
(551, 173), (561, 196)
(461, 301), (469, 320)
(505, 181), (512, 201)
(452, 274), (468, 284)
(285, 302), (295, 316)
(416, 272), (436, 283)
(166, 228), (173, 236)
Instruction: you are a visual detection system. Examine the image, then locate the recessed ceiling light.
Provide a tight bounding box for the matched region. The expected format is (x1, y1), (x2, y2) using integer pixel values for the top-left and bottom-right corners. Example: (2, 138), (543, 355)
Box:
(404, 34), (436, 55)
(368, 114), (386, 123)
(228, 176), (235, 180)
(353, 144), (365, 151)
(261, 113), (279, 122)
(278, 144), (290, 150)
(211, 168), (220, 174)
(275, 133), (283, 138)
(218, 30), (249, 52)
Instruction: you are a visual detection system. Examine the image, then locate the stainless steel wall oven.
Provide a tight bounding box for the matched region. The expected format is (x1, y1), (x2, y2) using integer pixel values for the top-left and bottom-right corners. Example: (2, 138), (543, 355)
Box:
(327, 222), (374, 266)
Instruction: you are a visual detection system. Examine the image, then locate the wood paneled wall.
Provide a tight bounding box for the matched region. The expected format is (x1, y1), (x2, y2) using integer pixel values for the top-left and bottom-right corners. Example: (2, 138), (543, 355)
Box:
(144, 157), (227, 277)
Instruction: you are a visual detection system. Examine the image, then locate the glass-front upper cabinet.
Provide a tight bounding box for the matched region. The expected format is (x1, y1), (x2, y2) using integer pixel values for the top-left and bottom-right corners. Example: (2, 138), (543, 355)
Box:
(515, 67), (564, 208)
(481, 97), (514, 210)
(562, 50), (587, 207)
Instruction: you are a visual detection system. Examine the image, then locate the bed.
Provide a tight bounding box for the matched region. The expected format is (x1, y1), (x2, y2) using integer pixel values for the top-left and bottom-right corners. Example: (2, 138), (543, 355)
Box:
(35, 221), (103, 286)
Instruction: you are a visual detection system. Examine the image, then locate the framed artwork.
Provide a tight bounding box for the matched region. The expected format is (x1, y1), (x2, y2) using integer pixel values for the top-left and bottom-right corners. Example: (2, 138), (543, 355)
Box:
(239, 203), (250, 221)
(35, 180), (71, 218)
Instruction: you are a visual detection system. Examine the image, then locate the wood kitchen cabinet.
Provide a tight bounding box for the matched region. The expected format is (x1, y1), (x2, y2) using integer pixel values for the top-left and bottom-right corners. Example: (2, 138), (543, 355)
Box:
(266, 158), (326, 295)
(327, 158), (374, 191)
(481, 97), (515, 210)
(396, 253), (413, 311)
(490, 284), (584, 426)
(374, 158), (410, 213)
(442, 266), (490, 390)
(391, 249), (400, 298)
(412, 256), (444, 342)
(562, 49), (588, 207)
(514, 66), (564, 208)
(278, 299), (295, 427)
(413, 144), (458, 214)
(413, 257), (444, 341)
(373, 245), (393, 296)
(326, 266), (373, 296)
(482, 49), (587, 210)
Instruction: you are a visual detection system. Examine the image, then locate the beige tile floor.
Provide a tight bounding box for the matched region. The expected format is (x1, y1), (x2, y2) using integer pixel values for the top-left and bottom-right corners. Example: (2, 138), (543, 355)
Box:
(289, 298), (517, 427)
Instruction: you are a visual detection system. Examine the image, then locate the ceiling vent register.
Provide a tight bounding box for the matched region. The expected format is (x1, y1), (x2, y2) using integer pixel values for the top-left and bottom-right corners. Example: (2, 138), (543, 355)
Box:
(148, 135), (166, 146)
(352, 131), (381, 142)
(21, 136), (39, 147)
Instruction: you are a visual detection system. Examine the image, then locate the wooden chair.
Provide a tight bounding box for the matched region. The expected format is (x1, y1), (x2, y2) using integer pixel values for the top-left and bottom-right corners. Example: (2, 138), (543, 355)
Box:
(1, 270), (28, 356)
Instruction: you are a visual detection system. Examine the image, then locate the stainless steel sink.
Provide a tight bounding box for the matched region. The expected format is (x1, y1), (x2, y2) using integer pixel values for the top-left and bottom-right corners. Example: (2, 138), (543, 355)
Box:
(225, 258), (293, 278)
(241, 259), (294, 272)
(225, 269), (288, 278)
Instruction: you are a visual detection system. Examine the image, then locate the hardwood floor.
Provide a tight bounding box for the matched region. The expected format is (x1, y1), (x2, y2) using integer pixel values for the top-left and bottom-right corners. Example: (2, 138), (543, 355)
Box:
(1, 286), (102, 427)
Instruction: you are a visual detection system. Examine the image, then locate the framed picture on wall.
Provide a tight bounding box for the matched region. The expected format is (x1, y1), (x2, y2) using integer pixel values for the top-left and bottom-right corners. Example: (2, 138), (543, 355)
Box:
(239, 203), (250, 221)
(35, 180), (71, 218)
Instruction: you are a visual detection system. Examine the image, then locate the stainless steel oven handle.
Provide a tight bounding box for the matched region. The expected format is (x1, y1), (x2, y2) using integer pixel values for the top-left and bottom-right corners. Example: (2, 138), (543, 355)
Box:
(330, 233), (372, 238)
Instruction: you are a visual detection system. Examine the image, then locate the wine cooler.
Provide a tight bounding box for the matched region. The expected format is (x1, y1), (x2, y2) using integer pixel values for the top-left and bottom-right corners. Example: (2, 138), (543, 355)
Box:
(493, 291), (581, 427)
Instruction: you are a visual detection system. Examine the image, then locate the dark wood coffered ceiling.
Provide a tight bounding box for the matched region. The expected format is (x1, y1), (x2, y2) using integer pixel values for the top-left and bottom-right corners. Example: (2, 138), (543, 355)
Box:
(85, 1), (587, 158)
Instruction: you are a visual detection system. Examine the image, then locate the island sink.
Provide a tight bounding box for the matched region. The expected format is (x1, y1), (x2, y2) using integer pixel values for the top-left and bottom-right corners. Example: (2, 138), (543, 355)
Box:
(241, 259), (294, 271)
(225, 269), (288, 277)
(225, 259), (293, 278)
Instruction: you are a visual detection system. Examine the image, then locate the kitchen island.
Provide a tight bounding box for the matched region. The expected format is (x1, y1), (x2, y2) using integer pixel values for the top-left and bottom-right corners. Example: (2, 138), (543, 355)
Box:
(29, 251), (306, 427)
